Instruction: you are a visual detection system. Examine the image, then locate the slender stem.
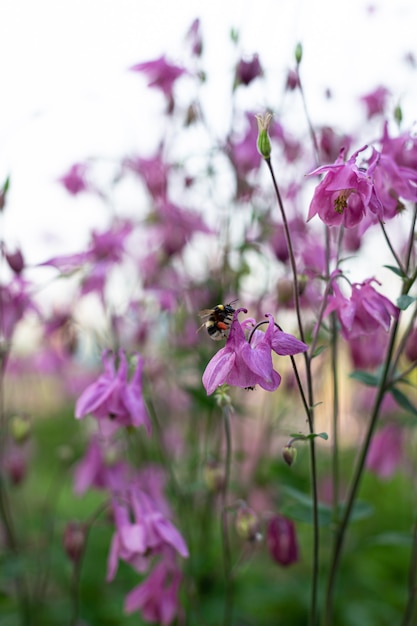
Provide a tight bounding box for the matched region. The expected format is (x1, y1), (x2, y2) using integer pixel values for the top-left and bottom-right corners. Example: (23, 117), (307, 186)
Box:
(324, 315), (400, 625)
(330, 312), (340, 523)
(400, 519), (417, 626)
(221, 407), (233, 626)
(379, 220), (406, 275)
(265, 156), (319, 626)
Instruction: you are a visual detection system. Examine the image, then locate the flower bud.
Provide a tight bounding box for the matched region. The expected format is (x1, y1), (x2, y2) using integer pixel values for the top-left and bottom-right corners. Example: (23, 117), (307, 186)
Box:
(10, 414), (31, 444)
(203, 458), (225, 492)
(63, 521), (86, 563)
(282, 445), (297, 467)
(5, 248), (25, 274)
(294, 42), (303, 65)
(235, 504), (261, 542)
(267, 515), (299, 566)
(255, 113), (273, 159)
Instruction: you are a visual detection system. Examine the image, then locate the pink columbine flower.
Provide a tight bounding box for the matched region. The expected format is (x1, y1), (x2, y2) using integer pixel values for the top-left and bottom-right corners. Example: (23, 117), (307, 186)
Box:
(75, 351), (151, 434)
(107, 488), (188, 581)
(235, 54), (263, 87)
(57, 163), (91, 195)
(124, 559), (182, 625)
(267, 515), (299, 566)
(366, 424), (403, 479)
(359, 86), (390, 119)
(129, 55), (187, 105)
(202, 310), (308, 395)
(123, 149), (169, 201)
(307, 147), (382, 228)
(324, 275), (399, 341)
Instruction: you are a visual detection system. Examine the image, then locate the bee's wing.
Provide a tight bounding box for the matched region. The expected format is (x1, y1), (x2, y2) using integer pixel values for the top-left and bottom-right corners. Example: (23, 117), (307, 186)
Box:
(198, 309), (214, 319)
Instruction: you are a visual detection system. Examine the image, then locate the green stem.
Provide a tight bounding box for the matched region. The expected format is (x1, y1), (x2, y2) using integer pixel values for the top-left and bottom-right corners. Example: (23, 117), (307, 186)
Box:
(400, 519), (417, 626)
(324, 315), (400, 625)
(265, 156), (319, 626)
(221, 407), (233, 626)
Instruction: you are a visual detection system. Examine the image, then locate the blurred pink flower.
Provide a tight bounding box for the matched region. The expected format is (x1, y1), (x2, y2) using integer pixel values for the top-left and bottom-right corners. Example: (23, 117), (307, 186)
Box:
(57, 162), (91, 195)
(267, 515), (299, 566)
(235, 54), (263, 87)
(366, 424), (403, 479)
(324, 275), (398, 340)
(124, 559), (182, 625)
(129, 55), (187, 107)
(75, 351), (151, 434)
(360, 86), (390, 119)
(107, 488), (188, 581)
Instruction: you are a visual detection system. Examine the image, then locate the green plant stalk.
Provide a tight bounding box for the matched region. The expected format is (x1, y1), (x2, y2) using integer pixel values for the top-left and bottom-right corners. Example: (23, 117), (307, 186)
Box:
(330, 312), (340, 523)
(0, 348), (32, 625)
(221, 406), (234, 626)
(265, 157), (319, 626)
(400, 519), (417, 626)
(323, 314), (400, 625)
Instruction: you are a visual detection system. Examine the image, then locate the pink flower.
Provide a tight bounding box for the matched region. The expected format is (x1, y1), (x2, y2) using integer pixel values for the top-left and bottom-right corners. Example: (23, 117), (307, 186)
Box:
(235, 54), (263, 87)
(129, 55), (187, 104)
(267, 515), (299, 566)
(107, 488), (188, 581)
(307, 147), (382, 228)
(202, 310), (308, 395)
(75, 351), (151, 434)
(57, 163), (91, 195)
(324, 276), (399, 340)
(124, 559), (182, 625)
(0, 277), (36, 342)
(360, 86), (390, 119)
(123, 149), (169, 201)
(366, 424), (403, 479)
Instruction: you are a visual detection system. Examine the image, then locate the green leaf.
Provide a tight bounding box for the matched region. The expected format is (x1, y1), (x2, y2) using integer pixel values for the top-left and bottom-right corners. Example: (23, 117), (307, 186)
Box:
(288, 432), (328, 442)
(349, 370), (380, 386)
(390, 387), (417, 417)
(280, 486), (373, 526)
(367, 531), (412, 547)
(311, 345), (327, 358)
(383, 264), (405, 278)
(397, 294), (416, 310)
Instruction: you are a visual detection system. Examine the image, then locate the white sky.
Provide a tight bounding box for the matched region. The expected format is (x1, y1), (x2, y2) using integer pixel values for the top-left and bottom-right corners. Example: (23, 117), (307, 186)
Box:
(1, 0), (417, 271)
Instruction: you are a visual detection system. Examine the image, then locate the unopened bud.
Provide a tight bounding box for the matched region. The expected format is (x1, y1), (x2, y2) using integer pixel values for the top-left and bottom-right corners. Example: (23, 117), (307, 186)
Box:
(63, 521), (86, 563)
(235, 504), (261, 542)
(282, 445), (297, 467)
(10, 414), (31, 444)
(203, 458), (225, 492)
(255, 113), (273, 159)
(294, 42), (303, 65)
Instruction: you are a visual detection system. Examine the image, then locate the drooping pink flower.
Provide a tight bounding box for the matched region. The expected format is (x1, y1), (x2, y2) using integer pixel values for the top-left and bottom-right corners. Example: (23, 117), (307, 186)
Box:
(202, 310), (308, 395)
(57, 163), (91, 195)
(186, 18), (203, 57)
(267, 515), (299, 566)
(124, 559), (182, 625)
(107, 487), (188, 581)
(370, 148), (417, 219)
(75, 351), (151, 434)
(123, 149), (169, 201)
(324, 275), (399, 341)
(73, 436), (130, 494)
(235, 54), (263, 87)
(129, 55), (187, 105)
(380, 122), (417, 171)
(366, 424), (403, 479)
(359, 86), (390, 119)
(307, 147), (382, 228)
(0, 277), (36, 342)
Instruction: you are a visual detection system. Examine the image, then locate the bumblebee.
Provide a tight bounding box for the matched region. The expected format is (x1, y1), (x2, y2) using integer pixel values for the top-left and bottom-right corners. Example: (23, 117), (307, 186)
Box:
(198, 300), (237, 340)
